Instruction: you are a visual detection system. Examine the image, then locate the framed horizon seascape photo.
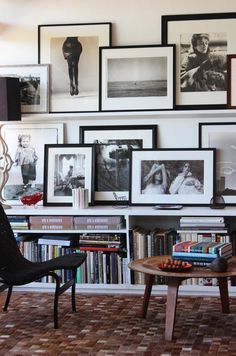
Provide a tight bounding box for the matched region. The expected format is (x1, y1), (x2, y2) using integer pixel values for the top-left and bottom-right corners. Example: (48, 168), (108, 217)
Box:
(1, 123), (64, 205)
(80, 125), (157, 204)
(38, 22), (112, 113)
(43, 144), (95, 206)
(199, 122), (236, 205)
(162, 12), (236, 110)
(0, 64), (49, 113)
(99, 45), (175, 111)
(130, 148), (215, 206)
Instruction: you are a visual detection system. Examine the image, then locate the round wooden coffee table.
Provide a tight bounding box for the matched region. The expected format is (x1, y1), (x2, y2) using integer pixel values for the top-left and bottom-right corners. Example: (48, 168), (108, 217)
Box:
(129, 255), (236, 341)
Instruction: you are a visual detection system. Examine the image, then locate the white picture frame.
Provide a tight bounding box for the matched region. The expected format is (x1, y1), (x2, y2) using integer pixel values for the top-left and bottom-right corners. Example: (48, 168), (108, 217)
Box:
(0, 64), (49, 113)
(1, 123), (64, 205)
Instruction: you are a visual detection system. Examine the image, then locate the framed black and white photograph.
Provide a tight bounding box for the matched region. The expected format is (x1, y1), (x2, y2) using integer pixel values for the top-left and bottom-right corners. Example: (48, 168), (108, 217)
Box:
(0, 64), (49, 113)
(43, 144), (95, 206)
(130, 148), (215, 206)
(80, 125), (157, 204)
(162, 12), (236, 109)
(99, 45), (175, 111)
(199, 122), (236, 205)
(1, 123), (64, 205)
(227, 54), (236, 108)
(38, 22), (112, 113)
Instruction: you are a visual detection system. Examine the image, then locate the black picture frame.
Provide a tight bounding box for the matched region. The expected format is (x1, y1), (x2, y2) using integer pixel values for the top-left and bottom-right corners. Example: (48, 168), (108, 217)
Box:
(199, 122), (236, 205)
(162, 12), (236, 110)
(80, 124), (157, 204)
(99, 44), (175, 111)
(227, 54), (236, 109)
(43, 144), (95, 206)
(38, 22), (112, 113)
(129, 148), (215, 206)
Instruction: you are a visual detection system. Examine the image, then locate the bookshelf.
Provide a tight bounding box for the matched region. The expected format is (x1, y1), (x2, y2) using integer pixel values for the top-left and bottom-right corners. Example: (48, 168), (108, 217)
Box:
(6, 205), (236, 297)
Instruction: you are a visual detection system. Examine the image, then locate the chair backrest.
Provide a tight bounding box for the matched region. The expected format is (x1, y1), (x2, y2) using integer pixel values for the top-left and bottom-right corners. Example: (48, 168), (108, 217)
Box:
(0, 204), (25, 270)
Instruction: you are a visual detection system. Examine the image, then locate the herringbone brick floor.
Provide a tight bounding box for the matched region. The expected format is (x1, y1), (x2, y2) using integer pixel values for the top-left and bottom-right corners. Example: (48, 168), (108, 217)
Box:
(0, 292), (236, 355)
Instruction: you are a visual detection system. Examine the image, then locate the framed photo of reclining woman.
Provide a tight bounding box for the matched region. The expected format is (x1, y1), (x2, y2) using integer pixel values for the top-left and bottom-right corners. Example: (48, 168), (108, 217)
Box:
(129, 148), (215, 206)
(162, 12), (236, 110)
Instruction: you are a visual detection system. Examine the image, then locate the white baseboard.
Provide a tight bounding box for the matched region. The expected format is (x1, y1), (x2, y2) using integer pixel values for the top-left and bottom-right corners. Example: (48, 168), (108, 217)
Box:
(12, 283), (236, 297)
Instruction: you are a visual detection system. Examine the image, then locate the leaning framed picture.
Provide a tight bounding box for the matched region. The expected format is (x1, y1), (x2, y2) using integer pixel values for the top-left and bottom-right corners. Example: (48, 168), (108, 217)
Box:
(129, 148), (215, 206)
(199, 122), (236, 205)
(162, 12), (236, 109)
(38, 22), (112, 113)
(0, 64), (49, 113)
(43, 144), (95, 206)
(99, 45), (175, 111)
(227, 54), (236, 108)
(80, 125), (157, 204)
(1, 123), (64, 205)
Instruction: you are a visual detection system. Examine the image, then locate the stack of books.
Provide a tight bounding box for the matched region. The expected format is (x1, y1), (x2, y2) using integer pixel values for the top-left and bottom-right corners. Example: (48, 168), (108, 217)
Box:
(9, 215), (29, 230)
(172, 240), (233, 266)
(177, 216), (229, 244)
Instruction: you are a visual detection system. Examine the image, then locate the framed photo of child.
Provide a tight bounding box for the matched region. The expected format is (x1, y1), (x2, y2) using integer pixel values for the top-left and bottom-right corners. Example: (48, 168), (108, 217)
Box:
(1, 123), (64, 205)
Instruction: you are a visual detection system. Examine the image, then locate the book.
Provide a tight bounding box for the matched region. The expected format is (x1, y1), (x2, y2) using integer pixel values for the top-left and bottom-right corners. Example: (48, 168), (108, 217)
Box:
(74, 216), (124, 224)
(180, 216), (224, 223)
(79, 246), (120, 252)
(74, 222), (124, 230)
(29, 216), (74, 230)
(38, 235), (79, 246)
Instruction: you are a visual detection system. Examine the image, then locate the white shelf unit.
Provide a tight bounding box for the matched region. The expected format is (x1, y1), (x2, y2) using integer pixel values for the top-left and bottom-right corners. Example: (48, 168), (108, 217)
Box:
(6, 205), (236, 297)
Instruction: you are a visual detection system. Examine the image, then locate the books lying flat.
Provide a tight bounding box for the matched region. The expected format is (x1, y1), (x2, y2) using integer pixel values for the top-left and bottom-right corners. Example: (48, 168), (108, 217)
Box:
(38, 235), (79, 246)
(180, 216), (224, 223)
(29, 216), (74, 230)
(74, 216), (124, 224)
(74, 216), (125, 230)
(172, 240), (232, 261)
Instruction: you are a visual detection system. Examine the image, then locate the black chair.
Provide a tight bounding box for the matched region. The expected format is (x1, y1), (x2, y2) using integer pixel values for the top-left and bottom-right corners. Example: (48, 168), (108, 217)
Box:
(0, 204), (87, 328)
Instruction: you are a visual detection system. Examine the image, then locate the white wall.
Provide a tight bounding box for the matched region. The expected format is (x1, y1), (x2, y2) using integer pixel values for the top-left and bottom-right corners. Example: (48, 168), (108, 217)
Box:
(1, 0), (236, 145)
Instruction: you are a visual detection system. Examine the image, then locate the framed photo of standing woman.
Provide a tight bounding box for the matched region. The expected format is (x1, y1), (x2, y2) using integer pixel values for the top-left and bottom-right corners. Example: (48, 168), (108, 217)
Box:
(130, 148), (215, 206)
(38, 22), (112, 113)
(162, 12), (236, 110)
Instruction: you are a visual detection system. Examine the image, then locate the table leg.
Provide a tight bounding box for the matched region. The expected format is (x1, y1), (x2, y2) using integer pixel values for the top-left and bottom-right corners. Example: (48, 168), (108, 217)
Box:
(141, 274), (154, 318)
(217, 277), (230, 313)
(165, 277), (184, 341)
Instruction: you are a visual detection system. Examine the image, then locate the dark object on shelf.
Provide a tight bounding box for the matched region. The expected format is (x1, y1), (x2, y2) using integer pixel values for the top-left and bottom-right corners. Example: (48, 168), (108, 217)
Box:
(209, 194), (226, 209)
(0, 77), (21, 121)
(210, 257), (228, 272)
(0, 203), (87, 328)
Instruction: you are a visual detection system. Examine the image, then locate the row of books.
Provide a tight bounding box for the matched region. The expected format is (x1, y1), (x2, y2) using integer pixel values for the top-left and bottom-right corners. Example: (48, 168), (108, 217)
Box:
(21, 215), (125, 230)
(130, 226), (177, 284)
(80, 251), (128, 284)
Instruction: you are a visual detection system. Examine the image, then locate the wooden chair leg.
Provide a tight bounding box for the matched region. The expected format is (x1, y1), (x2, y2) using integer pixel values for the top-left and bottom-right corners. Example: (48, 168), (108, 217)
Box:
(71, 269), (77, 312)
(53, 274), (61, 329)
(3, 285), (13, 311)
